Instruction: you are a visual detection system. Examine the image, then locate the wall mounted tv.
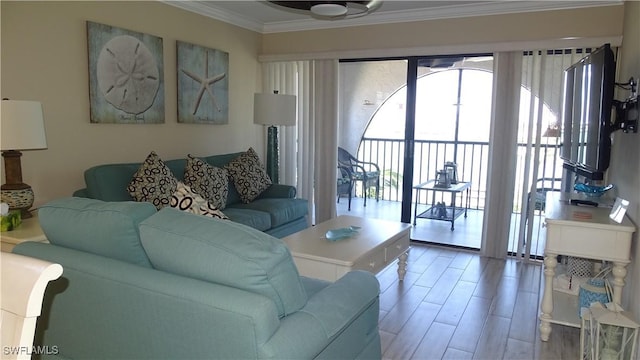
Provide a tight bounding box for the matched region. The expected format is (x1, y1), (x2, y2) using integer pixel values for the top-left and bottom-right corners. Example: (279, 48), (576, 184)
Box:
(560, 44), (615, 181)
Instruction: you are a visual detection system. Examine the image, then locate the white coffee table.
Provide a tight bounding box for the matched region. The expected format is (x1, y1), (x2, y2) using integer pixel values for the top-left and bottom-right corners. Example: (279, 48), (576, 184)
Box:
(282, 215), (411, 282)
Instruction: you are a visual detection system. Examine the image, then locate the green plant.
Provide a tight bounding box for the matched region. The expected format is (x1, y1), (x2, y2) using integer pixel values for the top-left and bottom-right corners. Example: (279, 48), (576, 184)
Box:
(382, 169), (402, 190)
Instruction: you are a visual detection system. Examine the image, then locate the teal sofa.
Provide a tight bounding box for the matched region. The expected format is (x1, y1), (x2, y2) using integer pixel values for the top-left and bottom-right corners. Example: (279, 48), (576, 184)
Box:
(14, 197), (381, 359)
(73, 151), (308, 238)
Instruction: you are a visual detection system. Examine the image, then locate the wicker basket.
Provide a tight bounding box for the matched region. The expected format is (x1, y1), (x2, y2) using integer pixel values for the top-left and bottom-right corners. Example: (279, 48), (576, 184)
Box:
(567, 256), (593, 278)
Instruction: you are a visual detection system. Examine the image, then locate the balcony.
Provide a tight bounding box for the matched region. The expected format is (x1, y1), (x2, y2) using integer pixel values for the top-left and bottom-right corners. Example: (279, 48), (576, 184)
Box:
(337, 137), (559, 258)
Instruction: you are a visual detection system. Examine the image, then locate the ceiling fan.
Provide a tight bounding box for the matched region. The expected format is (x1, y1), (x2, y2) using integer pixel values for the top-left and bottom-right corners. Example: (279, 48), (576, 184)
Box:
(268, 1), (383, 19)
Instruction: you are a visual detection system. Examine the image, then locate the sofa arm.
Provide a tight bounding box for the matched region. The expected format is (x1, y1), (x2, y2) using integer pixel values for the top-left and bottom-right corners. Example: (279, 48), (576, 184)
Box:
(260, 271), (380, 358)
(260, 184), (297, 199)
(300, 270), (379, 338)
(72, 188), (89, 198)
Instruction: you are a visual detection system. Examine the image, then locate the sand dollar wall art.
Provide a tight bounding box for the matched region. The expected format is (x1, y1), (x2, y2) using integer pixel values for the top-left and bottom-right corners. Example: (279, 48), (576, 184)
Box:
(87, 21), (164, 124)
(177, 41), (229, 124)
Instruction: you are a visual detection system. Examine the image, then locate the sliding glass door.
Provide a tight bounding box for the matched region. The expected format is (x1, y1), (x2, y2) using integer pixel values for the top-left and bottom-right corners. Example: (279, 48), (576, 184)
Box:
(339, 55), (493, 248)
(405, 57), (492, 246)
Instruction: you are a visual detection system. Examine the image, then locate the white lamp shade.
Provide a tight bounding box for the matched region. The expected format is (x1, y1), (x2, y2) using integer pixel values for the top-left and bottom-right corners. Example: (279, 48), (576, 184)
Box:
(254, 93), (296, 126)
(1, 100), (47, 151)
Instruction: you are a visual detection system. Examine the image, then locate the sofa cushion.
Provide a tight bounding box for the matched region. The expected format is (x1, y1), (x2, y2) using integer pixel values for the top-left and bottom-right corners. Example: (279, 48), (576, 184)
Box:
(224, 148), (272, 204)
(139, 208), (307, 317)
(127, 151), (178, 210)
(229, 198), (308, 228)
(184, 154), (229, 210)
(38, 197), (156, 267)
(202, 152), (244, 205)
(221, 207), (271, 231)
(171, 182), (228, 220)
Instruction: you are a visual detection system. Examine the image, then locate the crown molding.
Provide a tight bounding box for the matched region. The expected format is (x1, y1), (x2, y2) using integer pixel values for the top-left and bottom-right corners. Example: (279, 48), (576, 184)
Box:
(163, 1), (624, 34)
(162, 1), (265, 33)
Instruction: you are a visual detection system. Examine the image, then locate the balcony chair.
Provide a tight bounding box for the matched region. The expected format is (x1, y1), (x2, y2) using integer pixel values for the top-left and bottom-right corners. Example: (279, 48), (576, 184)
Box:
(522, 177), (562, 247)
(528, 177), (563, 213)
(337, 164), (354, 210)
(337, 147), (380, 208)
(1, 252), (63, 360)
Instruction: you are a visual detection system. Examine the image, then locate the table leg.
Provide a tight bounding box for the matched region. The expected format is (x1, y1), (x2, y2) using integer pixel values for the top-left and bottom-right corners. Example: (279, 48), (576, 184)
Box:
(540, 252), (557, 341)
(611, 262), (628, 305)
(397, 250), (409, 281)
(431, 189), (436, 218)
(450, 192), (456, 231)
(464, 187), (469, 218)
(413, 189), (418, 226)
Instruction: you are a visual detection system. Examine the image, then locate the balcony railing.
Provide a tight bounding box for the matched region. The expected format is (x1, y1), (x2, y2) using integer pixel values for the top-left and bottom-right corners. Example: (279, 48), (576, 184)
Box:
(357, 138), (563, 213)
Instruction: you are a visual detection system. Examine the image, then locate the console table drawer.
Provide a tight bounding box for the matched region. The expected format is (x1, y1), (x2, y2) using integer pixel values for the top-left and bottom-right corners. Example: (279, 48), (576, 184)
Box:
(546, 223), (632, 262)
(353, 249), (386, 274)
(386, 236), (409, 262)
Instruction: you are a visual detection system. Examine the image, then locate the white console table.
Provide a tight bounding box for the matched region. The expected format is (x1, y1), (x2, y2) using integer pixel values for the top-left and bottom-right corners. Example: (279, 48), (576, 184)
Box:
(539, 193), (636, 341)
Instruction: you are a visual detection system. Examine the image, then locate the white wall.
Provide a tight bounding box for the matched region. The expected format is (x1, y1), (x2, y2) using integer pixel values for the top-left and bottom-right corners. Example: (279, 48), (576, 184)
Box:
(338, 60), (407, 154)
(1, 1), (264, 207)
(610, 0), (640, 328)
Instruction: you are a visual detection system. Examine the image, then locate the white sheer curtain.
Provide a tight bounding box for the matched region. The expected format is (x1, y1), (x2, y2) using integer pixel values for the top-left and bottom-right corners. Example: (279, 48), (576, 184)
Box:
(512, 48), (592, 260)
(483, 48), (595, 259)
(481, 52), (522, 259)
(261, 60), (338, 225)
(312, 60), (339, 223)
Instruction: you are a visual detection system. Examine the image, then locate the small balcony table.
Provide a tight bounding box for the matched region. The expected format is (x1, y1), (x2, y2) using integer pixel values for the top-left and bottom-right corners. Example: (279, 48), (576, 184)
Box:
(412, 180), (471, 231)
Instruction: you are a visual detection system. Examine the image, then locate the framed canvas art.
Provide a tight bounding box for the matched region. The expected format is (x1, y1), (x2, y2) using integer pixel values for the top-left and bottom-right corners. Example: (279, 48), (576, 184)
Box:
(177, 41), (229, 124)
(87, 21), (164, 124)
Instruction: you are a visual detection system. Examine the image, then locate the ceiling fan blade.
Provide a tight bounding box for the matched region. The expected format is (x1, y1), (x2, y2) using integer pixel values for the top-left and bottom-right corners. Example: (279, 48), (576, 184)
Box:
(268, 1), (381, 18)
(269, 1), (313, 11)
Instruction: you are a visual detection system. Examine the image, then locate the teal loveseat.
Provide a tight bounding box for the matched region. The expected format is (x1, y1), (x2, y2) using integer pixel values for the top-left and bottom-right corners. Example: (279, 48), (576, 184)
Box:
(73, 151), (308, 238)
(14, 197), (381, 359)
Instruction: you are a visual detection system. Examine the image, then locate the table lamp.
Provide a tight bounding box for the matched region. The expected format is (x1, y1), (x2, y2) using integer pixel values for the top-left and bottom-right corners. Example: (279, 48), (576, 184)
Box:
(1, 100), (47, 218)
(253, 91), (296, 184)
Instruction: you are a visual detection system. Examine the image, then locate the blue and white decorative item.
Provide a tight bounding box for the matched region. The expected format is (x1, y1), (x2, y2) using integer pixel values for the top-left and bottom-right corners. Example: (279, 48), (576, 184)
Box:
(579, 279), (611, 316)
(325, 226), (361, 242)
(579, 268), (612, 317)
(574, 183), (614, 197)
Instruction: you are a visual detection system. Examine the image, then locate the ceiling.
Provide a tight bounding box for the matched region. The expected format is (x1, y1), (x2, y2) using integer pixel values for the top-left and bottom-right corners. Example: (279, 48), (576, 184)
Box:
(164, 0), (621, 34)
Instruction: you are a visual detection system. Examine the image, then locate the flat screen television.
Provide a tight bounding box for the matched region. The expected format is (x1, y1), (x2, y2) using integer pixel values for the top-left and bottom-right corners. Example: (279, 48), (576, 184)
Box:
(560, 44), (616, 180)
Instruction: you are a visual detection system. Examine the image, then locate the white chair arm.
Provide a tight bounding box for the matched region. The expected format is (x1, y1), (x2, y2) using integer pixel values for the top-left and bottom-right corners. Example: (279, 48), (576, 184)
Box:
(2, 252), (62, 360)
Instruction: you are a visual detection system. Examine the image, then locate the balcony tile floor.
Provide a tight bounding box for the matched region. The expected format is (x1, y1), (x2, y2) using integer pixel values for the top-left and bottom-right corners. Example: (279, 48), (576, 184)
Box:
(336, 196), (547, 257)
(336, 197), (483, 248)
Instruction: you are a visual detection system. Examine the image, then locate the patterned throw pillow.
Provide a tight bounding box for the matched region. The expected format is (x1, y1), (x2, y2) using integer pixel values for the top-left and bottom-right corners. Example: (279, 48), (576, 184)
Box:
(171, 182), (228, 220)
(224, 148), (272, 203)
(127, 152), (178, 210)
(184, 154), (229, 210)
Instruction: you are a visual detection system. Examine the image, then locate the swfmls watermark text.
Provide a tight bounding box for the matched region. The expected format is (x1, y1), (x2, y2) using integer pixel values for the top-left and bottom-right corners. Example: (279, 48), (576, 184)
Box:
(3, 345), (59, 356)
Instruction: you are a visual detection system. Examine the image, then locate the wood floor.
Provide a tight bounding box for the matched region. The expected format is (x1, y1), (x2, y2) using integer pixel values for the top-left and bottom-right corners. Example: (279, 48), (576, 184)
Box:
(375, 243), (580, 360)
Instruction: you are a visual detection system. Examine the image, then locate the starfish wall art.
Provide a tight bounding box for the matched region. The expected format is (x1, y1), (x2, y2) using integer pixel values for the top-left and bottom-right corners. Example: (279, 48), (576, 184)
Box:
(177, 41), (229, 124)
